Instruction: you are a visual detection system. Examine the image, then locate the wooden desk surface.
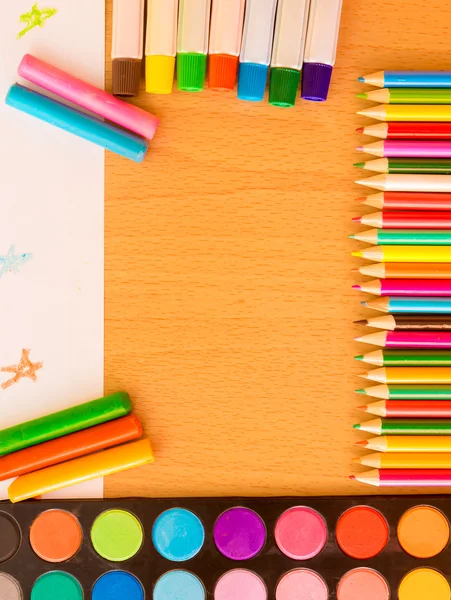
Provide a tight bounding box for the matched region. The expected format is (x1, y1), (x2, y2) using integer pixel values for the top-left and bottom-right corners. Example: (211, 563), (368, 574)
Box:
(104, 0), (451, 498)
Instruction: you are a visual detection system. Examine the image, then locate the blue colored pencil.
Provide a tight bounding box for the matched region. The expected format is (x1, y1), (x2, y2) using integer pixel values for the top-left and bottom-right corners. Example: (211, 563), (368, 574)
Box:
(5, 84), (148, 163)
(360, 71), (451, 89)
(363, 296), (451, 314)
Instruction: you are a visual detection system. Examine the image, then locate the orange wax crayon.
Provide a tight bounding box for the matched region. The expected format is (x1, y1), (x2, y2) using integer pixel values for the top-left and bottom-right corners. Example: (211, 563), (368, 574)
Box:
(0, 415), (142, 481)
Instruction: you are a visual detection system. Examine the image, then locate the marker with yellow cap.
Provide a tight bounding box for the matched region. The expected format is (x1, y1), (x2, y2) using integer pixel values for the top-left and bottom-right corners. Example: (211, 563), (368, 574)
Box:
(177, 0), (212, 92)
(208, 0), (246, 91)
(145, 0), (178, 94)
(269, 0), (311, 107)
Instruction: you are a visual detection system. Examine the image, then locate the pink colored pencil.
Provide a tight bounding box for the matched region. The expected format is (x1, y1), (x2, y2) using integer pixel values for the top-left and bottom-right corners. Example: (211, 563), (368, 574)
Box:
(353, 469), (451, 487)
(354, 279), (451, 296)
(359, 140), (451, 158)
(18, 54), (159, 140)
(355, 331), (451, 349)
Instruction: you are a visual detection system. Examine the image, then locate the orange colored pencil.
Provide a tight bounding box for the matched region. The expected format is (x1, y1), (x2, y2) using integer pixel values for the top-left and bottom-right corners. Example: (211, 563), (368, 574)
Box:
(0, 414), (142, 481)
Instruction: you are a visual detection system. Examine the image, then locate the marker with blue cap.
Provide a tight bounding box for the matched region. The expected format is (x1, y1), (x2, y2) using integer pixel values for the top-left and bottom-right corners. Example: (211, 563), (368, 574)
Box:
(237, 0), (279, 102)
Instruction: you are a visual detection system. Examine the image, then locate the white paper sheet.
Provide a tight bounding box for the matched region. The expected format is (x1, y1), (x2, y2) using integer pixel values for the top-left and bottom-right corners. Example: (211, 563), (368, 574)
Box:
(0, 1), (105, 499)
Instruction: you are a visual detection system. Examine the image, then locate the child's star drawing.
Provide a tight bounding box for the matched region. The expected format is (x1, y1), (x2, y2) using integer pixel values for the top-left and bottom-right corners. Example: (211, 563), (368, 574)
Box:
(0, 245), (32, 279)
(18, 3), (57, 39)
(1, 349), (43, 390)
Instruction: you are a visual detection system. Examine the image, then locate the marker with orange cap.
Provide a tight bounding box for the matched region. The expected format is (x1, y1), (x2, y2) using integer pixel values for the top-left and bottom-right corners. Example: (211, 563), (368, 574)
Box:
(145, 0), (178, 94)
(208, 0), (246, 91)
(177, 0), (212, 92)
(238, 0), (278, 102)
(269, 0), (311, 107)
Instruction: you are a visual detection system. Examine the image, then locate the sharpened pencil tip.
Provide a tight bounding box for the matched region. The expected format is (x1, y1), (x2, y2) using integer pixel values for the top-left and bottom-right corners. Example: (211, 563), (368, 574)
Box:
(351, 268), (360, 273)
(354, 355), (364, 361)
(354, 162), (365, 168)
(349, 234), (356, 239)
(357, 405), (368, 411)
(356, 440), (368, 446)
(352, 284), (361, 290)
(349, 475), (357, 480)
(352, 216), (362, 222)
(358, 374), (367, 379)
(356, 93), (367, 99)
(354, 320), (367, 325)
(352, 251), (363, 257)
(358, 77), (364, 82)
(353, 424), (361, 429)
(357, 110), (366, 116)
(355, 389), (367, 395)
(356, 196), (366, 202)
(352, 457), (361, 463)
(356, 127), (364, 133)
(356, 146), (364, 152)
(361, 301), (368, 307)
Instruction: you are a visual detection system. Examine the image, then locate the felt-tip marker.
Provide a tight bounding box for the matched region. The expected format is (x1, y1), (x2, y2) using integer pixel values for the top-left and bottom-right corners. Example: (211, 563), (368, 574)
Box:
(269, 0), (311, 108)
(145, 0), (179, 94)
(208, 0), (246, 91)
(237, 0), (278, 102)
(177, 0), (212, 92)
(112, 0), (145, 96)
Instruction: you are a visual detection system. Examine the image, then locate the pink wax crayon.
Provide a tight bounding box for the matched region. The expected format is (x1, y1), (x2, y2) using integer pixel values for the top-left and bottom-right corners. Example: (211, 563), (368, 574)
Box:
(18, 54), (159, 140)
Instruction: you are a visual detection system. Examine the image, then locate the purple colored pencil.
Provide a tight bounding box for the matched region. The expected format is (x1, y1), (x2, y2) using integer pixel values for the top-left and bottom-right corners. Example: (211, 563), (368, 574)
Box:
(360, 140), (451, 158)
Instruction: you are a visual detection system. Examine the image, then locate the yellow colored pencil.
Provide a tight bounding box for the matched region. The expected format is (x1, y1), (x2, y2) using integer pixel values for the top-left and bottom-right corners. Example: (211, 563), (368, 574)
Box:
(358, 104), (451, 122)
(354, 452), (451, 468)
(360, 367), (451, 384)
(352, 245), (451, 262)
(357, 435), (451, 452)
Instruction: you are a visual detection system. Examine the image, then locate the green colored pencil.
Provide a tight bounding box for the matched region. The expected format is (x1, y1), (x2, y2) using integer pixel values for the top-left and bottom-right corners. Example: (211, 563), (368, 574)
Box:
(356, 350), (451, 366)
(357, 384), (451, 399)
(358, 89), (451, 104)
(354, 158), (451, 174)
(355, 417), (451, 435)
(350, 229), (451, 245)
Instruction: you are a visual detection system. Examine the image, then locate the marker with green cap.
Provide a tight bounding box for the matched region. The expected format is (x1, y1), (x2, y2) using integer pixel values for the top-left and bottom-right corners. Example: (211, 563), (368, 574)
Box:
(269, 0), (311, 108)
(177, 0), (212, 92)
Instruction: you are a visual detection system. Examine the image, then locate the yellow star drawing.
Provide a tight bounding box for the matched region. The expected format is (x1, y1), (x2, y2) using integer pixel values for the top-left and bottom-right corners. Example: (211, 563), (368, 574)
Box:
(18, 3), (57, 39)
(1, 349), (43, 390)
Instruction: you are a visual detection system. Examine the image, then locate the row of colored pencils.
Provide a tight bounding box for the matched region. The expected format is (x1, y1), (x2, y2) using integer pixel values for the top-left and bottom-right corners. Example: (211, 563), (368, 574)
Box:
(352, 70), (451, 488)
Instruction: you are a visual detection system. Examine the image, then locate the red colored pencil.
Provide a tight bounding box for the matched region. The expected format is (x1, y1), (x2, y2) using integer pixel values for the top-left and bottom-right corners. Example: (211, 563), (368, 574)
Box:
(357, 122), (451, 140)
(352, 468), (451, 487)
(354, 211), (451, 228)
(360, 400), (451, 418)
(360, 192), (451, 211)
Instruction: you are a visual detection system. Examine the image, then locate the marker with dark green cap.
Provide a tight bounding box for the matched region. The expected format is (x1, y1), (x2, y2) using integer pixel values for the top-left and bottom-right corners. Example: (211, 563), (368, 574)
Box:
(176, 0), (211, 92)
(269, 0), (310, 107)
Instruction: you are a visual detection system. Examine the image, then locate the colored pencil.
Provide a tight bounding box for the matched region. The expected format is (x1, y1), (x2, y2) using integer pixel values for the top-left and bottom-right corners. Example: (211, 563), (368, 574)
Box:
(352, 246), (451, 262)
(355, 263), (451, 278)
(352, 469), (451, 487)
(355, 331), (451, 348)
(356, 174), (451, 193)
(354, 212), (451, 229)
(359, 192), (451, 211)
(354, 280), (451, 296)
(352, 230), (451, 244)
(362, 297), (451, 314)
(8, 438), (155, 503)
(360, 367), (451, 384)
(358, 105), (451, 122)
(356, 384), (451, 399)
(358, 88), (451, 104)
(355, 158), (451, 174)
(359, 71), (451, 88)
(355, 418), (451, 435)
(354, 452), (451, 468)
(357, 122), (451, 140)
(358, 436), (451, 452)
(0, 414), (142, 482)
(358, 140), (451, 159)
(356, 315), (451, 331)
(360, 400), (451, 418)
(356, 349), (451, 367)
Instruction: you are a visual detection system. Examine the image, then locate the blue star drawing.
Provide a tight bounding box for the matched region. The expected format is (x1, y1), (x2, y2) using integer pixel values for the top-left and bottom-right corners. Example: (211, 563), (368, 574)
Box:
(0, 245), (32, 279)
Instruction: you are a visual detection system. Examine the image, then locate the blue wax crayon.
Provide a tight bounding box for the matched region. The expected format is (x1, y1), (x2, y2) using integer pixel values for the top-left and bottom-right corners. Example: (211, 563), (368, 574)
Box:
(385, 297), (451, 314)
(5, 84), (148, 163)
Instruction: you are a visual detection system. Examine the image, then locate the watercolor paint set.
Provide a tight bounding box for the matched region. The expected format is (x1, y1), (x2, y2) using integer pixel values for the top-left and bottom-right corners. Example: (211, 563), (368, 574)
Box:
(1, 495), (451, 599)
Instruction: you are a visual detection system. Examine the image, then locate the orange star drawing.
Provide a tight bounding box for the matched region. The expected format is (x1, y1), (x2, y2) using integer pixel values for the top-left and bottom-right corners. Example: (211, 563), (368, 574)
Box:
(1, 349), (43, 390)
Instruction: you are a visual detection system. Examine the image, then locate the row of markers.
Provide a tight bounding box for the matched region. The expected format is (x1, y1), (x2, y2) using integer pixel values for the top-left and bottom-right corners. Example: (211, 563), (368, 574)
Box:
(351, 70), (451, 489)
(112, 0), (343, 107)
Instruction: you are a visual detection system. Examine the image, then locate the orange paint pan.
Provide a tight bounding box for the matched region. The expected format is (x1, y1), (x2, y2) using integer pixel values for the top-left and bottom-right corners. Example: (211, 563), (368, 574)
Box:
(0, 414), (142, 481)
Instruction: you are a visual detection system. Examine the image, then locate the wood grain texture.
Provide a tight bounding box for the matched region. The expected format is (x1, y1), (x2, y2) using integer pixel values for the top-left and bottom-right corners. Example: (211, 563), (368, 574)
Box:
(104, 0), (451, 498)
